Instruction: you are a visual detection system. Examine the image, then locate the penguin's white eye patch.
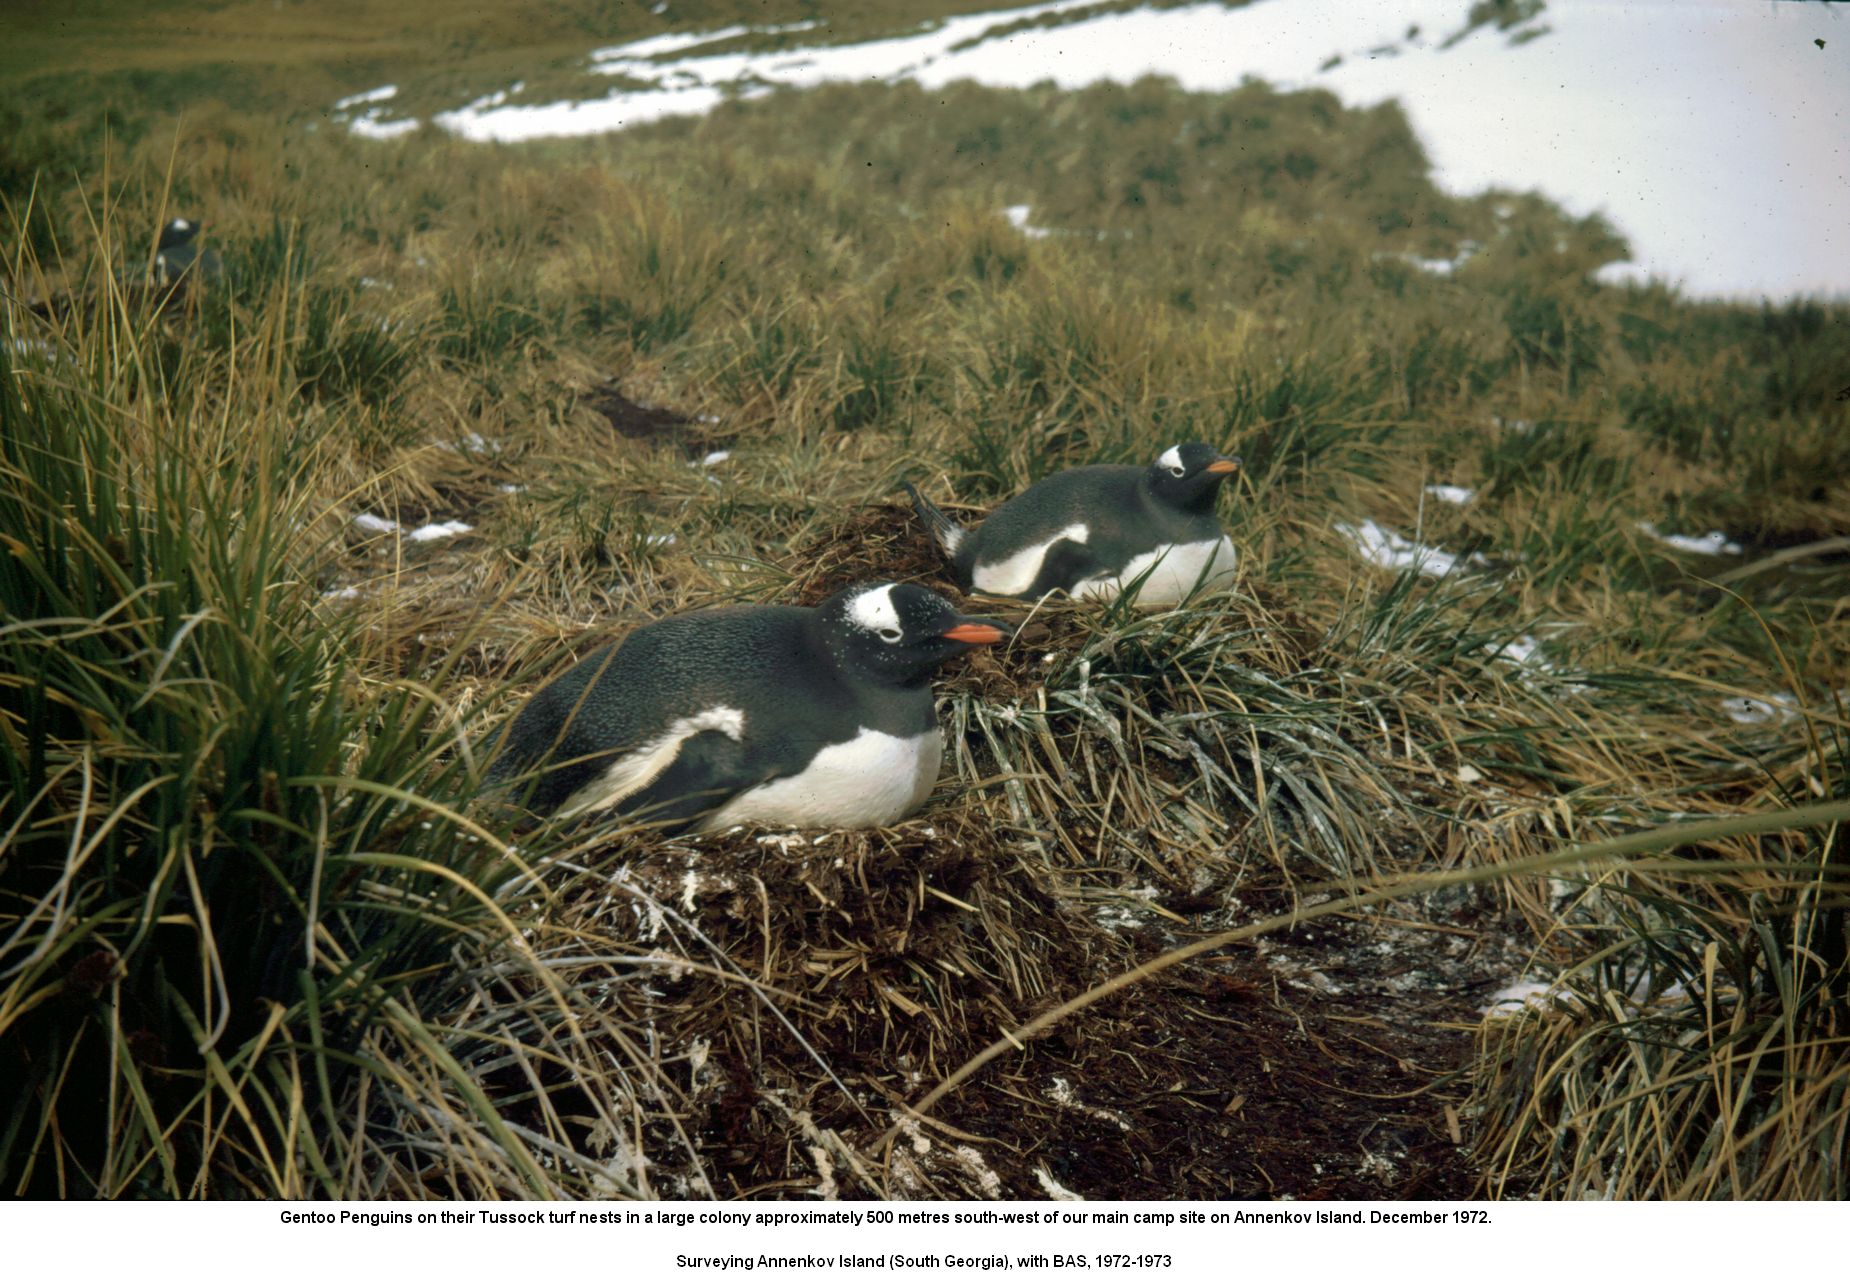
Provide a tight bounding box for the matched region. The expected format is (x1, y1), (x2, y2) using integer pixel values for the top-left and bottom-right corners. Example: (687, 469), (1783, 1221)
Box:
(847, 583), (903, 638)
(878, 627), (903, 644)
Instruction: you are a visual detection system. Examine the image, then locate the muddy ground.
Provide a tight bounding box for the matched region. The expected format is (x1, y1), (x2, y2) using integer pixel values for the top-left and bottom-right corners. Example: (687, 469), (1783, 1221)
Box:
(936, 900), (1525, 1202)
(538, 831), (1537, 1203)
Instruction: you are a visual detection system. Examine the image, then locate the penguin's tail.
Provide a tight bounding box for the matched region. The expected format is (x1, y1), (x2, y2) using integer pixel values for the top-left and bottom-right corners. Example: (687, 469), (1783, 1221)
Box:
(901, 480), (967, 558)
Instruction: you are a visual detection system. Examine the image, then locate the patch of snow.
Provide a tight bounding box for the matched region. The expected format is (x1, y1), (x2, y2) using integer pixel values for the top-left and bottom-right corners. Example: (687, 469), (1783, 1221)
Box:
(1378, 241), (1478, 276)
(333, 84), (399, 111)
(1720, 691), (1799, 726)
(1487, 631), (1588, 695)
(1034, 1166), (1084, 1202)
(407, 520), (473, 542)
(1492, 415), (1533, 434)
(1637, 974), (1694, 1006)
(1494, 634), (1550, 670)
(1482, 978), (1567, 1019)
(436, 431), (500, 456)
(349, 114), (421, 141)
(1091, 905), (1144, 933)
(1637, 522), (1744, 556)
(411, 4), (1167, 144)
(498, 483), (527, 494)
(589, 24), (759, 65)
(1337, 518), (1484, 578)
(1003, 204), (1052, 240)
(357, 514), (473, 542)
(322, 586), (362, 600)
(1423, 483), (1475, 506)
(645, 533), (678, 547)
(700, 449), (731, 468)
(336, 1), (1848, 300)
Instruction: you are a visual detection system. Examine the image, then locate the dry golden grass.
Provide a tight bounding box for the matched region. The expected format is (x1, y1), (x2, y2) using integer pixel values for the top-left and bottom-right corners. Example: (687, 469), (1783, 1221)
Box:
(3, 18), (1847, 1197)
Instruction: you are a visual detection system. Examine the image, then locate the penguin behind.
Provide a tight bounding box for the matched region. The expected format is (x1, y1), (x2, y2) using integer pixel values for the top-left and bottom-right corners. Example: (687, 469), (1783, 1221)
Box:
(482, 582), (1009, 830)
(153, 218), (223, 290)
(904, 442), (1241, 606)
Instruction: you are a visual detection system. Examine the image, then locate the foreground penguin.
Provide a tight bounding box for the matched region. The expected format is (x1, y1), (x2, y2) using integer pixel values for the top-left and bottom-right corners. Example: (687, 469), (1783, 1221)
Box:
(484, 582), (1009, 828)
(904, 442), (1241, 605)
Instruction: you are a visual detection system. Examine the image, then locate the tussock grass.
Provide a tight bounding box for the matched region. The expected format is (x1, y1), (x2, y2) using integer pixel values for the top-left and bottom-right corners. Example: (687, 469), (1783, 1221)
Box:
(4, 34), (1848, 1198)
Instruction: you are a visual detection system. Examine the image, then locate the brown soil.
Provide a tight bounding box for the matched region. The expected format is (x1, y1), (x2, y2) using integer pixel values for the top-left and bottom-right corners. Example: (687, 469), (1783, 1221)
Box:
(579, 380), (717, 453)
(944, 896), (1519, 1202)
(533, 825), (1527, 1202)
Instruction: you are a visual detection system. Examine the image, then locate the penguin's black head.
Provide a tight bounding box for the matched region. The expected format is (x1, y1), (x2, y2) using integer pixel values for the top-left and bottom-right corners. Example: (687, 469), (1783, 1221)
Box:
(821, 582), (1010, 688)
(1146, 442), (1240, 512)
(157, 218), (200, 251)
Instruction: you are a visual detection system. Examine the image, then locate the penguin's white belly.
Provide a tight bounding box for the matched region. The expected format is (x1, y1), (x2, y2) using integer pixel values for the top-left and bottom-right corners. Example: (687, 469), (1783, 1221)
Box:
(701, 727), (944, 831)
(1074, 535), (1237, 607)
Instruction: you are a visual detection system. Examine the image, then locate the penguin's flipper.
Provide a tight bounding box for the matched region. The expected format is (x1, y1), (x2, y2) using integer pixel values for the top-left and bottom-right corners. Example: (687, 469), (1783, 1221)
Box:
(482, 730), (624, 818)
(901, 480), (968, 559)
(616, 728), (770, 828)
(1025, 536), (1103, 599)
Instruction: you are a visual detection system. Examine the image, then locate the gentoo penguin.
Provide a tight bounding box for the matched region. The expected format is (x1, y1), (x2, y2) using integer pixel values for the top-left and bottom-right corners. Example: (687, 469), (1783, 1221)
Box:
(484, 582), (1009, 829)
(154, 218), (222, 290)
(903, 442), (1241, 606)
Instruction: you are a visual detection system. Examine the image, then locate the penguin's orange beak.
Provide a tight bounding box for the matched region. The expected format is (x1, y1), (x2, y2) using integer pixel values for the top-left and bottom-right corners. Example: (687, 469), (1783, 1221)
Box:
(1207, 456), (1241, 475)
(942, 621), (1008, 645)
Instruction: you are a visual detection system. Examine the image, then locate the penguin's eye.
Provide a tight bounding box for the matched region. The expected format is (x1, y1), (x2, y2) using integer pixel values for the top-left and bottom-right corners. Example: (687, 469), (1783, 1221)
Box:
(1166, 464), (1186, 477)
(878, 627), (903, 644)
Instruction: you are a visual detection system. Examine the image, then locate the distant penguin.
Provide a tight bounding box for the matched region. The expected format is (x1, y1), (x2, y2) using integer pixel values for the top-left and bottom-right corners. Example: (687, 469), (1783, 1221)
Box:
(154, 218), (222, 290)
(484, 582), (1009, 829)
(904, 442), (1242, 606)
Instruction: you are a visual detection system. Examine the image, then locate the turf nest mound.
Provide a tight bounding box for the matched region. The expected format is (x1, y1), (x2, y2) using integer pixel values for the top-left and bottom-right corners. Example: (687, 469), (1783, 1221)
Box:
(788, 501), (956, 604)
(467, 813), (1529, 1201)
(489, 811), (1128, 1198)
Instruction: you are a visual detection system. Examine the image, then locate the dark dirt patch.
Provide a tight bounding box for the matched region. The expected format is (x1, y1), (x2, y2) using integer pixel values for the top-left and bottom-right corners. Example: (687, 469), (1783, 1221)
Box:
(522, 824), (1526, 1201)
(579, 380), (717, 453)
(941, 896), (1525, 1202)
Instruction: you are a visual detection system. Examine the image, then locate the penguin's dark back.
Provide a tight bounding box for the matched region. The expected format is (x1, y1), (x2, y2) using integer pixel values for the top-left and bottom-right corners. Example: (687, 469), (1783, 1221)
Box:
(484, 603), (928, 808)
(494, 605), (800, 749)
(982, 465), (1146, 537)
